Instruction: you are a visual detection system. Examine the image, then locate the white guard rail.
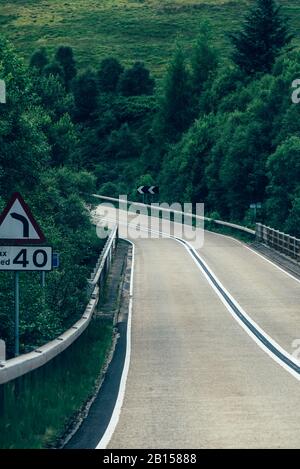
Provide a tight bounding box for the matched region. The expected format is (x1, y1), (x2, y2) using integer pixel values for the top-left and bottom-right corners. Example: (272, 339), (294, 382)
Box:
(256, 223), (300, 263)
(92, 194), (255, 236)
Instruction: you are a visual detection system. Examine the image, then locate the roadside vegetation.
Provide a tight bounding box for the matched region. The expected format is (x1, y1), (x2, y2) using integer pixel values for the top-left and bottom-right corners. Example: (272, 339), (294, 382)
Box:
(1, 0), (299, 358)
(0, 318), (113, 449)
(0, 0), (299, 449)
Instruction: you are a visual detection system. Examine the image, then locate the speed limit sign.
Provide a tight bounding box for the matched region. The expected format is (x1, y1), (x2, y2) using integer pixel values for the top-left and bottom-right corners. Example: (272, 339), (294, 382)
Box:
(0, 246), (52, 271)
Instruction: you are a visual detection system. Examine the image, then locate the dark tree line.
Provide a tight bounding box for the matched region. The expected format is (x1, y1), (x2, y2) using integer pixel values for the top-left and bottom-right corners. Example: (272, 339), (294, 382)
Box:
(27, 0), (297, 235)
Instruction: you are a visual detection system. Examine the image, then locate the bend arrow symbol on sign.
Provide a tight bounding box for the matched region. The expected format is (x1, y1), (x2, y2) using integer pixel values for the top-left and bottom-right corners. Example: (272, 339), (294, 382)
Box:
(10, 213), (30, 238)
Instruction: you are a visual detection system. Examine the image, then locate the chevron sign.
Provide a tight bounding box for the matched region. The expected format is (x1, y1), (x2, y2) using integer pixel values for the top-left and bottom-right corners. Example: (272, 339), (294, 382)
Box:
(137, 186), (159, 195)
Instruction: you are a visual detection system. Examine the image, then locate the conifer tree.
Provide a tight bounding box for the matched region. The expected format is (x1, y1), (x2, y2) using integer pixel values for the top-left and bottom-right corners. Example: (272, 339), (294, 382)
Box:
(30, 47), (49, 72)
(55, 46), (77, 89)
(158, 46), (192, 142)
(230, 0), (292, 75)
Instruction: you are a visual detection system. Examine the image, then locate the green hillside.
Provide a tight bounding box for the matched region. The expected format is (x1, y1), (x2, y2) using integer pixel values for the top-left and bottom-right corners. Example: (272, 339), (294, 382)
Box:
(1, 0), (300, 78)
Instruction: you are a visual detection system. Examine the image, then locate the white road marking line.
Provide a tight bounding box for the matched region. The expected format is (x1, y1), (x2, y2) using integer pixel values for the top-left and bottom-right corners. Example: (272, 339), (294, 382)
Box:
(201, 228), (300, 286)
(94, 215), (300, 449)
(243, 244), (300, 285)
(175, 239), (300, 381)
(96, 240), (135, 449)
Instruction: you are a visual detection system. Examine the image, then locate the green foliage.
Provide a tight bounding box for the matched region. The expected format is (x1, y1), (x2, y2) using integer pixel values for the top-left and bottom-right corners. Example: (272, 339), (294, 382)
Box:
(48, 113), (79, 167)
(157, 46), (192, 143)
(32, 73), (74, 119)
(72, 68), (99, 121)
(55, 46), (77, 89)
(98, 57), (124, 93)
(103, 123), (140, 160)
(30, 47), (49, 72)
(191, 23), (219, 97)
(266, 136), (300, 231)
(43, 61), (65, 84)
(0, 38), (103, 358)
(160, 115), (216, 203)
(118, 62), (155, 97)
(230, 0), (293, 75)
(0, 318), (112, 449)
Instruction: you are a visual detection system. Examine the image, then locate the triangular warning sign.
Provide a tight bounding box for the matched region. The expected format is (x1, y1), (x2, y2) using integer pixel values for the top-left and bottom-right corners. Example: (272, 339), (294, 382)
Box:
(0, 193), (46, 244)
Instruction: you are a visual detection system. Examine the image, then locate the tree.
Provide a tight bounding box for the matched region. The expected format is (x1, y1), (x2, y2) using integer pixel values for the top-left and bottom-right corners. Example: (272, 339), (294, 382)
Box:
(0, 37), (51, 198)
(103, 123), (140, 160)
(43, 61), (65, 84)
(118, 62), (155, 96)
(72, 68), (99, 121)
(32, 73), (74, 119)
(157, 46), (192, 142)
(266, 136), (300, 229)
(159, 115), (215, 204)
(230, 0), (292, 75)
(98, 57), (124, 92)
(30, 47), (49, 72)
(55, 46), (77, 89)
(191, 23), (218, 97)
(48, 113), (79, 167)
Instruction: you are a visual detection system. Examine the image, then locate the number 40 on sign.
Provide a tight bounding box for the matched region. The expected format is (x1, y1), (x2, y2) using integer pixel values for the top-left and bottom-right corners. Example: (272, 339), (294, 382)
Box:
(0, 246), (52, 271)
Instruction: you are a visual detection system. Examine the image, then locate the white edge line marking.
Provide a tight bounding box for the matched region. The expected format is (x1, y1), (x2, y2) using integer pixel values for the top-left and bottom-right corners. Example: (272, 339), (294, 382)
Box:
(106, 217), (300, 374)
(175, 239), (300, 381)
(204, 227), (300, 286)
(243, 244), (300, 286)
(94, 216), (300, 449)
(96, 239), (135, 449)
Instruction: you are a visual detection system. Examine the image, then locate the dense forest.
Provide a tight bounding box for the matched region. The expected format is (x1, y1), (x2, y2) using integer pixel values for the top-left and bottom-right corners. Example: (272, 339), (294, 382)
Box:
(0, 0), (300, 355)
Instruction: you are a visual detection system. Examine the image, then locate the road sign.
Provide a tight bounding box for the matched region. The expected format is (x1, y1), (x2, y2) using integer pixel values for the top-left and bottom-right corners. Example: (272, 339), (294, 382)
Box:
(0, 192), (46, 244)
(137, 185), (159, 195)
(52, 252), (60, 269)
(250, 202), (262, 209)
(0, 246), (52, 271)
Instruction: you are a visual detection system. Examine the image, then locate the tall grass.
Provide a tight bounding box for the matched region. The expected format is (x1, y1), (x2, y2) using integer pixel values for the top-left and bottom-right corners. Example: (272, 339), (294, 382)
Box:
(1, 1), (300, 80)
(0, 317), (113, 449)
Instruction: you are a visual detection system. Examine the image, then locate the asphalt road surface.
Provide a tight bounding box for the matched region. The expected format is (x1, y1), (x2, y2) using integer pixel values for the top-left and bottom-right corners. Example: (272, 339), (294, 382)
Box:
(93, 206), (300, 449)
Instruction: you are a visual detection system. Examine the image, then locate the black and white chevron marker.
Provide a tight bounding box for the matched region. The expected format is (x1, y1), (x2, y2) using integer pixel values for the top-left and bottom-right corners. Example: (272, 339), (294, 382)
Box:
(137, 186), (159, 195)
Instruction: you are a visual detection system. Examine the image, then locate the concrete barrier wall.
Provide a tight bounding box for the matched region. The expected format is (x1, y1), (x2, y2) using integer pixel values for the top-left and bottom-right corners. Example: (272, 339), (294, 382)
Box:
(0, 225), (118, 385)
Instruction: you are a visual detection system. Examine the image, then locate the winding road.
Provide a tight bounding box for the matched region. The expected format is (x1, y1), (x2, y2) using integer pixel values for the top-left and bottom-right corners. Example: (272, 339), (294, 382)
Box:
(79, 204), (300, 448)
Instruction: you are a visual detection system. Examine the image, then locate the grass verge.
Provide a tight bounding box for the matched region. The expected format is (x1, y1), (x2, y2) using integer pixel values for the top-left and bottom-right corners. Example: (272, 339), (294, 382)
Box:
(0, 317), (113, 449)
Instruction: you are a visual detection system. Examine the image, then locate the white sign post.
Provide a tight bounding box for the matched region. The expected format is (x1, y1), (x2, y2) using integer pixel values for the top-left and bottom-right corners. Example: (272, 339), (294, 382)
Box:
(0, 193), (52, 356)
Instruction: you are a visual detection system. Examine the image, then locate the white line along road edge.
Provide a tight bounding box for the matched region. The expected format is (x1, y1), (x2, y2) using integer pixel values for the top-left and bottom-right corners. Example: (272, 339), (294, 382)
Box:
(96, 240), (135, 449)
(175, 239), (300, 381)
(95, 218), (300, 449)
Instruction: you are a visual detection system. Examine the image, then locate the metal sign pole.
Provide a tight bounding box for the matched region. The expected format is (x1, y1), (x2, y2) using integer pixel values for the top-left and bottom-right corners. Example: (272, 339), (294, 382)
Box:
(41, 271), (46, 288)
(14, 271), (20, 357)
